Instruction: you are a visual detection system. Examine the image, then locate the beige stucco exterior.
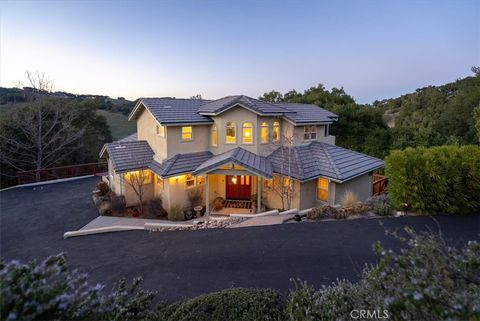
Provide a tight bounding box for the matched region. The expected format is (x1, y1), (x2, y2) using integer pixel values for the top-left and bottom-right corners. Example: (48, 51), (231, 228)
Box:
(104, 102), (376, 215)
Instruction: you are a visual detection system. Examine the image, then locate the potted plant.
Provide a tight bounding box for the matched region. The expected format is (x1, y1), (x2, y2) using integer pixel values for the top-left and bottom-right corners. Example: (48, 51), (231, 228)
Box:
(212, 197), (224, 211)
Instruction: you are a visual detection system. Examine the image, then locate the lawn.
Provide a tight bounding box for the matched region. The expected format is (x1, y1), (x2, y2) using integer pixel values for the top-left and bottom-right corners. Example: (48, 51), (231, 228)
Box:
(97, 109), (136, 140)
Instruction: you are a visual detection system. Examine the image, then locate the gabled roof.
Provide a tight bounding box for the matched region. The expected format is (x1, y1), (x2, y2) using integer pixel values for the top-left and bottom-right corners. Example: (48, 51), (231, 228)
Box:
(267, 141), (384, 183)
(149, 151), (213, 178)
(102, 140), (155, 173)
(193, 147), (273, 178)
(129, 98), (214, 125)
(197, 95), (291, 116)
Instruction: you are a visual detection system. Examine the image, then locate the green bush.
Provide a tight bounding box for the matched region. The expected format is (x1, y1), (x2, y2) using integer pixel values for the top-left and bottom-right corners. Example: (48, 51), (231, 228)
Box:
(96, 181), (110, 196)
(0, 254), (155, 321)
(152, 288), (285, 321)
(168, 204), (185, 221)
(366, 194), (393, 216)
(385, 145), (480, 214)
(286, 228), (480, 321)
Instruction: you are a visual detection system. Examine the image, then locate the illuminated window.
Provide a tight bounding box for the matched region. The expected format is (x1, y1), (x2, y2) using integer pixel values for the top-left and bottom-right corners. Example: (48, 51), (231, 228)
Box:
(186, 174), (195, 187)
(124, 170), (152, 184)
(272, 121), (280, 142)
(211, 125), (217, 146)
(283, 177), (290, 187)
(181, 126), (193, 141)
(261, 122), (269, 143)
(242, 122), (253, 144)
(156, 124), (165, 137)
(304, 126), (317, 141)
(226, 121), (236, 144)
(317, 178), (329, 201)
(156, 176), (164, 190)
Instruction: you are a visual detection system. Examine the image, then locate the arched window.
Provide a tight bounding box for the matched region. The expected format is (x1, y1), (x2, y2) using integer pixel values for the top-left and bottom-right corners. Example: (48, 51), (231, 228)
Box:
(261, 122), (269, 143)
(211, 125), (217, 146)
(226, 121), (236, 144)
(272, 121), (280, 142)
(242, 122), (253, 144)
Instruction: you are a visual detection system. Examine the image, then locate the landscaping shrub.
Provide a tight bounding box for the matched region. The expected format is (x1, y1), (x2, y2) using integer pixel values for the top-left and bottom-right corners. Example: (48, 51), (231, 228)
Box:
(109, 193), (126, 213)
(366, 194), (393, 216)
(341, 202), (371, 216)
(98, 201), (112, 215)
(148, 197), (167, 218)
(340, 190), (358, 208)
(187, 186), (204, 208)
(385, 145), (480, 214)
(212, 197), (224, 211)
(286, 228), (480, 321)
(307, 205), (339, 220)
(153, 288), (285, 321)
(96, 181), (110, 196)
(168, 204), (184, 221)
(0, 254), (156, 321)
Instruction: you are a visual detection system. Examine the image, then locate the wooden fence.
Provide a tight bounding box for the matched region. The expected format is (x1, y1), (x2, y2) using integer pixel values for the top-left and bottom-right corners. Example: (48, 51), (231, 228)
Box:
(16, 162), (108, 185)
(373, 174), (388, 195)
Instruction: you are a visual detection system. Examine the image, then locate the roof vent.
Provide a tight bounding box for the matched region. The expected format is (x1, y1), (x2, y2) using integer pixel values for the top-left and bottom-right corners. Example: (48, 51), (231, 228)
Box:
(114, 145), (127, 149)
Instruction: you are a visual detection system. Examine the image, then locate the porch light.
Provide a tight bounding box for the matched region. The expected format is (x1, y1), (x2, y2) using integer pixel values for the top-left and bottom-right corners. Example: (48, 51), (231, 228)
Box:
(231, 176), (237, 184)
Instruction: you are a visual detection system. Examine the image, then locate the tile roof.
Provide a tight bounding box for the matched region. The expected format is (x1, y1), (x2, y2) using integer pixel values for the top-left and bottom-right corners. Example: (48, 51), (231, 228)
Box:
(197, 95), (291, 115)
(150, 151), (213, 177)
(105, 140), (155, 173)
(267, 141), (384, 182)
(279, 103), (338, 124)
(193, 147), (273, 178)
(132, 98), (214, 125)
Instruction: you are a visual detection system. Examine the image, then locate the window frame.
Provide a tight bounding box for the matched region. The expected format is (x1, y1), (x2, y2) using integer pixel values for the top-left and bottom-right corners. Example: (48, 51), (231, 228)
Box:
(260, 122), (269, 144)
(185, 173), (196, 188)
(156, 124), (165, 137)
(272, 121), (280, 142)
(304, 125), (317, 141)
(242, 122), (254, 145)
(225, 121), (237, 144)
(316, 177), (329, 202)
(211, 125), (218, 147)
(181, 126), (193, 142)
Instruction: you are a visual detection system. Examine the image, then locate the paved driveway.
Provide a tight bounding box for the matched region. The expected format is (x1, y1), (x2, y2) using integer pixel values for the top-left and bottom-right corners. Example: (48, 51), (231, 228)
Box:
(1, 177), (479, 301)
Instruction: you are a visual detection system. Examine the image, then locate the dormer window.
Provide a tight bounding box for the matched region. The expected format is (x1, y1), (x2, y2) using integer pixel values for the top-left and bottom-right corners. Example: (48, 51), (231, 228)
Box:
(304, 126), (317, 141)
(272, 121), (280, 142)
(242, 122), (253, 144)
(211, 125), (218, 146)
(261, 122), (269, 144)
(226, 121), (236, 144)
(181, 126), (193, 141)
(156, 124), (165, 137)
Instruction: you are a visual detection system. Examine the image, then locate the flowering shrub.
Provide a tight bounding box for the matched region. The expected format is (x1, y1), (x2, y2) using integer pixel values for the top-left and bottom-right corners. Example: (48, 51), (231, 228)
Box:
(0, 254), (155, 321)
(286, 228), (480, 321)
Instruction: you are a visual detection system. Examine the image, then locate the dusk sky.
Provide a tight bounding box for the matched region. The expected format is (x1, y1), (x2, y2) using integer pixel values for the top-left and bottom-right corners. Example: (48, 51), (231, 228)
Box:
(1, 0), (478, 103)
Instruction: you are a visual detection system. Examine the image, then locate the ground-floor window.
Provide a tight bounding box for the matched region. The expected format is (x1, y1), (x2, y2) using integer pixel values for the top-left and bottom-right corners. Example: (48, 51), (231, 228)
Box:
(317, 177), (329, 201)
(186, 174), (196, 187)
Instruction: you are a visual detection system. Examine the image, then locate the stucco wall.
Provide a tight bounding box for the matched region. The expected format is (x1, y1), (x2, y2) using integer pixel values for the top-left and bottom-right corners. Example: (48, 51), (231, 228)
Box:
(261, 174), (301, 210)
(136, 109), (167, 161)
(166, 125), (210, 158)
(334, 173), (373, 204)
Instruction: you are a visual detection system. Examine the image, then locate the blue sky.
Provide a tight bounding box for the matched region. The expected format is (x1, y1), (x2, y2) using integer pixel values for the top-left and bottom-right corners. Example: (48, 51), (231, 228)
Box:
(1, 0), (478, 103)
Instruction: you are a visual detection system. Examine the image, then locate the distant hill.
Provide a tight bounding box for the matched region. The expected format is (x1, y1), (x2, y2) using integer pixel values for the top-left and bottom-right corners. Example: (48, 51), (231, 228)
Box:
(0, 87), (135, 115)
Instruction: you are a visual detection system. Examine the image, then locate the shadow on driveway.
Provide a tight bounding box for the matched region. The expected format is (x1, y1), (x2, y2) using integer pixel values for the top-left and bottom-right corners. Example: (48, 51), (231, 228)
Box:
(1, 177), (479, 301)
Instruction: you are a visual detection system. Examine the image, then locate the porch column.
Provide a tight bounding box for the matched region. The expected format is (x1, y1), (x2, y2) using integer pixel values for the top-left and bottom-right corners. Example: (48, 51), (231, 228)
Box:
(205, 174), (209, 218)
(257, 175), (261, 213)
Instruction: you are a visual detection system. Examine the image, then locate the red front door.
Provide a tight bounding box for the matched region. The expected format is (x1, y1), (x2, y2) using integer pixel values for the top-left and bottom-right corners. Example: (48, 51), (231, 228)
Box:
(226, 175), (252, 200)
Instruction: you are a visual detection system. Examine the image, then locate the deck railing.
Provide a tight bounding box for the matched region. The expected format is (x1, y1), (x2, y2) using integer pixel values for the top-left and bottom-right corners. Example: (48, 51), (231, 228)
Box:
(16, 162), (108, 185)
(372, 174), (388, 195)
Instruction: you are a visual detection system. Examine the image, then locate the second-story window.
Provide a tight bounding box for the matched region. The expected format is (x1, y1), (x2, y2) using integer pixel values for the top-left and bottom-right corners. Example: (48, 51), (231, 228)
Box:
(156, 124), (165, 137)
(324, 124), (329, 137)
(181, 126), (193, 141)
(212, 125), (217, 146)
(304, 126), (317, 141)
(242, 122), (253, 144)
(226, 121), (236, 144)
(261, 122), (269, 143)
(272, 121), (280, 142)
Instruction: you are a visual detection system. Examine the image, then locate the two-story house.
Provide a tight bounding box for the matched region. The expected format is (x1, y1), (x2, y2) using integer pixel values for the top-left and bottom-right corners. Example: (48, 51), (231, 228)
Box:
(100, 95), (383, 214)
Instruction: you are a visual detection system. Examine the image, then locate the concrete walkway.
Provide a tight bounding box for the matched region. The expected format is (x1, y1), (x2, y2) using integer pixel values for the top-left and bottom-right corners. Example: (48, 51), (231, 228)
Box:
(80, 216), (187, 230)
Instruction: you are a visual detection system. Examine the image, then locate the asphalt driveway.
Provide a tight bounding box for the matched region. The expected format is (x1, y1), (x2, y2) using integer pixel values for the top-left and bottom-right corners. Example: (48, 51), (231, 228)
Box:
(1, 177), (479, 301)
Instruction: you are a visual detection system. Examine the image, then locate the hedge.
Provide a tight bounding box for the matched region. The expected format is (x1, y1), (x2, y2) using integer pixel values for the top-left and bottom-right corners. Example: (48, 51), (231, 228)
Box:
(385, 145), (480, 214)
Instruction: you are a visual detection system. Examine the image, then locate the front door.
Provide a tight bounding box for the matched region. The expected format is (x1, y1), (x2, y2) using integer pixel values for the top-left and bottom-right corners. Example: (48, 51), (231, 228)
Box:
(226, 175), (252, 200)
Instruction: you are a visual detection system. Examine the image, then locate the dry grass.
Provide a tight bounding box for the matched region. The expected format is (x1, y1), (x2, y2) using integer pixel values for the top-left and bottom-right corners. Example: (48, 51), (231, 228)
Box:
(340, 190), (358, 208)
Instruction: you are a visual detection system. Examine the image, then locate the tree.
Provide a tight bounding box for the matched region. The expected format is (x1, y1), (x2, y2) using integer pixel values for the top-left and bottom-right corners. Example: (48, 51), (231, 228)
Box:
(124, 170), (151, 214)
(189, 94), (203, 100)
(259, 90), (283, 103)
(0, 99), (86, 181)
(472, 66), (480, 77)
(475, 106), (480, 143)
